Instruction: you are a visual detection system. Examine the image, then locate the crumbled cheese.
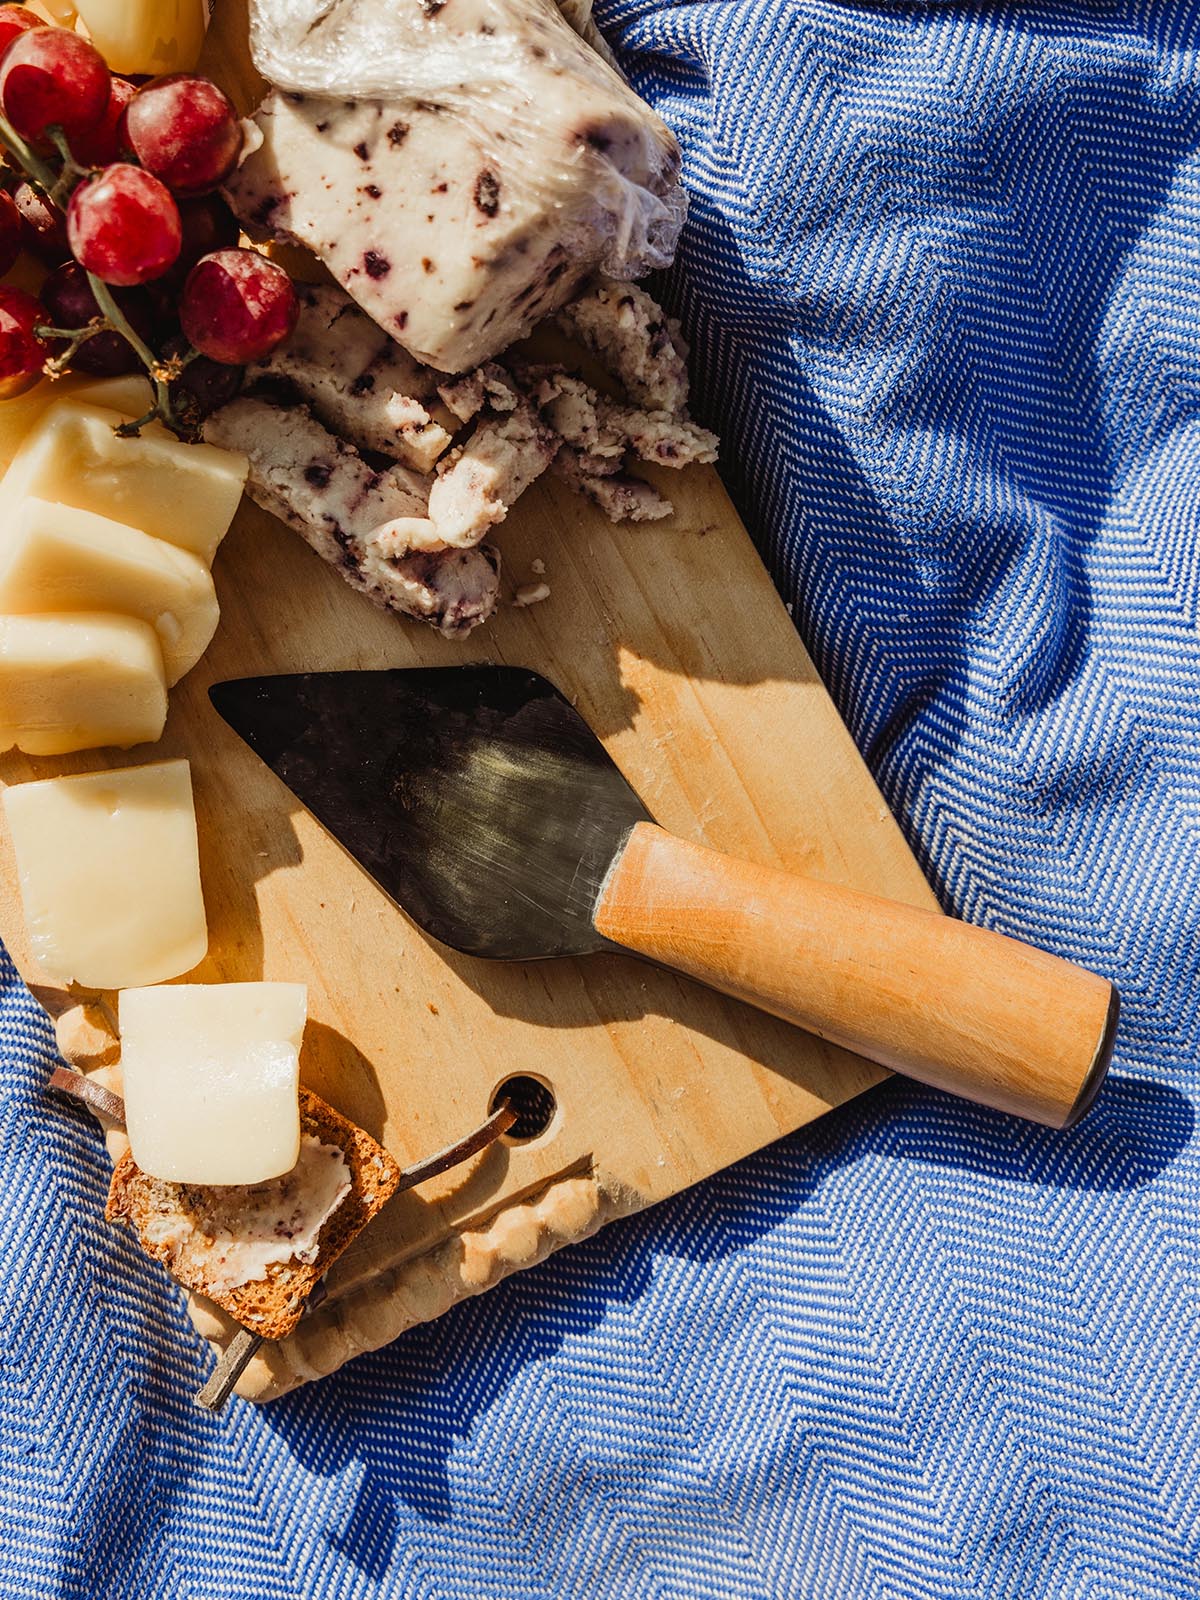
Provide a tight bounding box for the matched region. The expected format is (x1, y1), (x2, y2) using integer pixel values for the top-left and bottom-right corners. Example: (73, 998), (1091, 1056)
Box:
(202, 395), (501, 636)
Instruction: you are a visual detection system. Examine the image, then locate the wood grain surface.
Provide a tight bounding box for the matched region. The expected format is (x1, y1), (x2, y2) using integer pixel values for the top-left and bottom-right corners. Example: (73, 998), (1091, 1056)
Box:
(0, 1), (939, 1400)
(596, 822), (1116, 1127)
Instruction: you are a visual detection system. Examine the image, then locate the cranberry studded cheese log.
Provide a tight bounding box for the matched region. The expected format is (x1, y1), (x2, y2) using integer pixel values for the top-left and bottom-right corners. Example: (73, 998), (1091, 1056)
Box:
(226, 0), (686, 372)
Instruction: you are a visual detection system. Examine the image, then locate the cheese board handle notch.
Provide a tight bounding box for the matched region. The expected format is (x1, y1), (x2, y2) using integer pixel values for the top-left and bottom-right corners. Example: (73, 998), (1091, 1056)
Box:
(192, 1101), (519, 1411)
(594, 822), (1118, 1128)
(489, 1075), (556, 1141)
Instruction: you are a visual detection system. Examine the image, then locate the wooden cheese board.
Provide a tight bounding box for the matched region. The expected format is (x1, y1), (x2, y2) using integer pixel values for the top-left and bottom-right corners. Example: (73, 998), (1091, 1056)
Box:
(0, 0), (939, 1401)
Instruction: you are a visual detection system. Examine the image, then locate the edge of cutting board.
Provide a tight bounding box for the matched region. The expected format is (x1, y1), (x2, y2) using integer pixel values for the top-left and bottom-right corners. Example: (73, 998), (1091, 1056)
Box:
(0, 457), (937, 1401)
(0, 0), (938, 1400)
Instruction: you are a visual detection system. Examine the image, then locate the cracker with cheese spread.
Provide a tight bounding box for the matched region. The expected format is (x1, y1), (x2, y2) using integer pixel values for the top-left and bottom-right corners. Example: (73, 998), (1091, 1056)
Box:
(106, 1086), (402, 1342)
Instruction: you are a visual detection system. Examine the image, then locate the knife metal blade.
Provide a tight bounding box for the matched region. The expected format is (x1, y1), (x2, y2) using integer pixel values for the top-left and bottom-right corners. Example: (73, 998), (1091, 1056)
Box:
(210, 666), (651, 961)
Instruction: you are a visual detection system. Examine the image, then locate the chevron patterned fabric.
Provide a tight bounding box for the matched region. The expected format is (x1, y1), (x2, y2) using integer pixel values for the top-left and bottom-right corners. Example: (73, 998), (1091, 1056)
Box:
(4, 3), (1200, 1595)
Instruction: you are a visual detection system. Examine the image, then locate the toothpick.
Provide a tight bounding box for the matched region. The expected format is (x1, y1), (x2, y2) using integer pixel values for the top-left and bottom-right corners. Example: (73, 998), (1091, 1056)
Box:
(193, 1329), (264, 1412)
(191, 1102), (517, 1412)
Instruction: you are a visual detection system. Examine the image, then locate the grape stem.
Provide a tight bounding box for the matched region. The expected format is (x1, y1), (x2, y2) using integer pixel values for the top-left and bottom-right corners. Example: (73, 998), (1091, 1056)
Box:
(85, 275), (156, 368)
(34, 318), (108, 378)
(85, 272), (183, 434)
(0, 112), (58, 198)
(34, 320), (105, 342)
(45, 127), (91, 209)
(116, 405), (164, 439)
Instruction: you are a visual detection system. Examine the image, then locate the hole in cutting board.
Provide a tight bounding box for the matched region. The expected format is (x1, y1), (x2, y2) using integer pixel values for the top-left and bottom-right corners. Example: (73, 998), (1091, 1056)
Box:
(491, 1074), (557, 1142)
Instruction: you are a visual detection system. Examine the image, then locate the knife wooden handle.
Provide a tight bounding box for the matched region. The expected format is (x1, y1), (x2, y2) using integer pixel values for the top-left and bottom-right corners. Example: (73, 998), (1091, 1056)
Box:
(594, 822), (1117, 1127)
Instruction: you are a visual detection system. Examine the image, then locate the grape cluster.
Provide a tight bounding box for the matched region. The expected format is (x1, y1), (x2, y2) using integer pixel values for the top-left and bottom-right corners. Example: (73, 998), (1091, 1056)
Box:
(0, 7), (297, 426)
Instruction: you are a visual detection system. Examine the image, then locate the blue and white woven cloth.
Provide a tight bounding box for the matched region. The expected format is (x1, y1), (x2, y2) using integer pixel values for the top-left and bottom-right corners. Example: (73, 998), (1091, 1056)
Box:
(5, 3), (1200, 1595)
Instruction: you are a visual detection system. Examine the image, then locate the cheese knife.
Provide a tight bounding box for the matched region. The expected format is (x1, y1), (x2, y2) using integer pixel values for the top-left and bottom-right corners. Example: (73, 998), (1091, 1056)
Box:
(210, 665), (1118, 1128)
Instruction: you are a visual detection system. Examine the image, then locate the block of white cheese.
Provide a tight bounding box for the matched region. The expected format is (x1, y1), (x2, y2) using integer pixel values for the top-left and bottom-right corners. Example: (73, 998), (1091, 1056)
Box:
(230, 0), (685, 371)
(73, 0), (209, 75)
(0, 376), (155, 484)
(1, 400), (248, 566)
(0, 499), (219, 686)
(0, 612), (167, 755)
(0, 376), (88, 478)
(68, 374), (156, 419)
(2, 760), (207, 989)
(119, 983), (307, 1185)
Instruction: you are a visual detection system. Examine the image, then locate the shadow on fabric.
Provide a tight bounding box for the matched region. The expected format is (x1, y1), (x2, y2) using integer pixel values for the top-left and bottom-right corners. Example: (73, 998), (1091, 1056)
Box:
(652, 1072), (1195, 1268)
(250, 1065), (1188, 1580)
(649, 10), (1200, 921)
(830, 1072), (1194, 1194)
(254, 1214), (656, 1550)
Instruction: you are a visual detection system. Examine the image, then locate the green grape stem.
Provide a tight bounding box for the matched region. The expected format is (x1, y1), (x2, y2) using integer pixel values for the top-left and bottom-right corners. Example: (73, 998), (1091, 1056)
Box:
(85, 273), (183, 435)
(34, 320), (105, 342)
(45, 126), (90, 208)
(0, 108), (207, 441)
(0, 111), (57, 196)
(35, 317), (107, 378)
(115, 405), (165, 439)
(0, 116), (58, 198)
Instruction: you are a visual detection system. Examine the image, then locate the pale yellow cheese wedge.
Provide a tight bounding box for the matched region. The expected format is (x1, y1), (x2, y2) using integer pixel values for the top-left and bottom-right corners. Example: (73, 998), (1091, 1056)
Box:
(1, 400), (248, 567)
(0, 366), (159, 499)
(0, 499), (219, 687)
(0, 612), (167, 755)
(0, 377), (155, 478)
(0, 377), (186, 497)
(68, 375), (155, 419)
(0, 377), (87, 479)
(73, 0), (208, 75)
(3, 760), (207, 992)
(119, 983), (307, 1185)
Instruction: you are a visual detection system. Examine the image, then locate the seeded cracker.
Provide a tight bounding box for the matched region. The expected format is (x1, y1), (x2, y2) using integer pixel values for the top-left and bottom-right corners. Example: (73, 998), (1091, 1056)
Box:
(106, 1086), (402, 1342)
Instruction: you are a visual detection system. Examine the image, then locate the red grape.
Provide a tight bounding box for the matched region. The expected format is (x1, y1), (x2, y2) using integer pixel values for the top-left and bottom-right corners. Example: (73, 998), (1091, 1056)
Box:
(69, 75), (136, 168)
(161, 333), (242, 420)
(0, 187), (21, 276)
(170, 193), (240, 281)
(40, 260), (154, 376)
(66, 163), (181, 285)
(0, 27), (110, 141)
(13, 179), (67, 263)
(0, 6), (44, 59)
(179, 249), (297, 364)
(174, 352), (243, 415)
(0, 284), (44, 398)
(119, 74), (243, 197)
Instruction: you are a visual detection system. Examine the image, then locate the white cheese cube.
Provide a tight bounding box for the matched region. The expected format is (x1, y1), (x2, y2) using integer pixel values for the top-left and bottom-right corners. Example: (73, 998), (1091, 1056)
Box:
(1, 400), (248, 566)
(3, 759), (207, 990)
(0, 499), (219, 687)
(73, 0), (208, 75)
(0, 377), (87, 478)
(0, 612), (167, 755)
(68, 375), (155, 419)
(27, 4), (80, 25)
(119, 983), (307, 1185)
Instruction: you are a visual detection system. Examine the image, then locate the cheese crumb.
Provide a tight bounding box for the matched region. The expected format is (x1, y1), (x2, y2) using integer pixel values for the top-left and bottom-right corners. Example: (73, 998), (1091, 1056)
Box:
(513, 581), (551, 608)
